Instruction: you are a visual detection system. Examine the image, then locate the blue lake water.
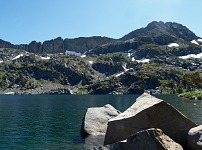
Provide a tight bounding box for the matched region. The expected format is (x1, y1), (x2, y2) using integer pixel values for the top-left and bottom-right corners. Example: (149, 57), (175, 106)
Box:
(0, 94), (201, 149)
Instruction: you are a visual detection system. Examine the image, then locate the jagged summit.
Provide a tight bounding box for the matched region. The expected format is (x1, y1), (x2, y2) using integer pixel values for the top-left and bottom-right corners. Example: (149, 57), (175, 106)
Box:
(121, 21), (198, 42)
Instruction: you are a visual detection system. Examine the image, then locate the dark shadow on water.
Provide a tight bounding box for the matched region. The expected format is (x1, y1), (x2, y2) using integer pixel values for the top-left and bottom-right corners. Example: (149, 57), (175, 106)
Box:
(73, 135), (105, 149)
(73, 136), (84, 144)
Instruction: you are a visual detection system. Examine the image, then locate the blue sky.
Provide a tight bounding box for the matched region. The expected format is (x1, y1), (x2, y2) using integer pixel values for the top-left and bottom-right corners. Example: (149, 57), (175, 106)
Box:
(0, 0), (201, 44)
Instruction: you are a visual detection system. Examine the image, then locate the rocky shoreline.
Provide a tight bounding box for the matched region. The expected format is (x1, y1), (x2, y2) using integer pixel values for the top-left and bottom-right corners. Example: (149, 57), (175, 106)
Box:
(81, 93), (202, 150)
(0, 83), (71, 95)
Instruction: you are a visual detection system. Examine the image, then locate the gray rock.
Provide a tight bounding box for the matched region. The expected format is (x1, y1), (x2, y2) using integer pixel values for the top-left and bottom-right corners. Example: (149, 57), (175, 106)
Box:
(187, 125), (202, 150)
(81, 104), (121, 137)
(104, 93), (196, 149)
(84, 135), (105, 150)
(89, 128), (183, 150)
(42, 37), (64, 54)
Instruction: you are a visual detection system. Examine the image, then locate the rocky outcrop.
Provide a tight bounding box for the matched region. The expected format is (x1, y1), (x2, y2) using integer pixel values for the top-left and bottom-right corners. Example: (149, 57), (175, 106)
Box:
(89, 41), (145, 55)
(187, 125), (202, 150)
(81, 104), (121, 137)
(64, 36), (115, 53)
(0, 39), (13, 48)
(28, 41), (42, 53)
(92, 62), (124, 76)
(90, 128), (183, 150)
(42, 37), (64, 53)
(104, 93), (196, 148)
(15, 83), (71, 95)
(15, 36), (114, 54)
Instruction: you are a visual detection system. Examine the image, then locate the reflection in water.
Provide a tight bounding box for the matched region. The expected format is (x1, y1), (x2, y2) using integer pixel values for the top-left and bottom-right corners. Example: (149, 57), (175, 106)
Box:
(0, 94), (201, 149)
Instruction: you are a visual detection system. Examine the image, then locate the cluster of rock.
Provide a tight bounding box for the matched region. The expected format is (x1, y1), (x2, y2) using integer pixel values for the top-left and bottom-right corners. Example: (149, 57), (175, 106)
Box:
(81, 93), (202, 150)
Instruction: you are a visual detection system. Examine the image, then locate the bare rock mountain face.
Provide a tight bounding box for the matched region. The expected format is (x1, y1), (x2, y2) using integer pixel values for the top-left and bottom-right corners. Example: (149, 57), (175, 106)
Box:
(13, 36), (115, 54)
(0, 39), (13, 48)
(121, 21), (198, 42)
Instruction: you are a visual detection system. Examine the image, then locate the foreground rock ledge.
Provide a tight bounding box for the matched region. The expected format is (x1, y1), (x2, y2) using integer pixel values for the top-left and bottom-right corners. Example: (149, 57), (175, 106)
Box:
(187, 125), (202, 150)
(90, 128), (183, 150)
(104, 93), (196, 148)
(81, 104), (121, 137)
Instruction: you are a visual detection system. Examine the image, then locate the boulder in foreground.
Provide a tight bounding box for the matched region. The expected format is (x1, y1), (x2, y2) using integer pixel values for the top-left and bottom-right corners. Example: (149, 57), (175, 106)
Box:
(81, 104), (121, 137)
(104, 93), (196, 148)
(187, 125), (202, 150)
(89, 128), (183, 150)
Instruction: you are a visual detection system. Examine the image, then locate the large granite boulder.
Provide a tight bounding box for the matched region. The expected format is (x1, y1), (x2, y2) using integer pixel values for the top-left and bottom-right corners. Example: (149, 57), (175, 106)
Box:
(187, 125), (202, 150)
(89, 128), (183, 150)
(104, 93), (196, 149)
(81, 104), (121, 137)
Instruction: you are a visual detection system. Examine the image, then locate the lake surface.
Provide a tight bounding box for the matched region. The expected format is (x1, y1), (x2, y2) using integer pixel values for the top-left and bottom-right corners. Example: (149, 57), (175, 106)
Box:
(0, 94), (201, 149)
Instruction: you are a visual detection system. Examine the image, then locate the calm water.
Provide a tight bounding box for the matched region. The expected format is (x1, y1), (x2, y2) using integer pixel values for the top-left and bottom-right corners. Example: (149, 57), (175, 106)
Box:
(0, 94), (201, 149)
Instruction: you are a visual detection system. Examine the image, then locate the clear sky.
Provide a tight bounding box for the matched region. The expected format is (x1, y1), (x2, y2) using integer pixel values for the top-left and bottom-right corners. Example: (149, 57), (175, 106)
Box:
(0, 0), (201, 44)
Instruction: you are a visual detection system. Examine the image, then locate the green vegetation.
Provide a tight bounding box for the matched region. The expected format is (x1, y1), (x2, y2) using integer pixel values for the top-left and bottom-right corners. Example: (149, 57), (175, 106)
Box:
(179, 90), (202, 100)
(0, 47), (202, 95)
(97, 52), (128, 62)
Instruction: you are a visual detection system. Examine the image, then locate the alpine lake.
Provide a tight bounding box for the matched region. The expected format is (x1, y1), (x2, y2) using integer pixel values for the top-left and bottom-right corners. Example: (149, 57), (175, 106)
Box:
(0, 94), (201, 149)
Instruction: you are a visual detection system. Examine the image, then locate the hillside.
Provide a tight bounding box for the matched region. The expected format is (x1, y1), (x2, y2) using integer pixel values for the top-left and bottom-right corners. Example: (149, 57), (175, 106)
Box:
(0, 21), (202, 94)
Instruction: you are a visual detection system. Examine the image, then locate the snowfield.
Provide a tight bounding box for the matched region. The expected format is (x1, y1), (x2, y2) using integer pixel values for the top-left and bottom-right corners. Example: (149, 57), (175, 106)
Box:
(11, 54), (24, 60)
(88, 60), (93, 64)
(179, 52), (202, 59)
(197, 39), (202, 42)
(65, 50), (81, 56)
(191, 40), (199, 45)
(81, 55), (86, 58)
(40, 56), (50, 60)
(168, 43), (179, 47)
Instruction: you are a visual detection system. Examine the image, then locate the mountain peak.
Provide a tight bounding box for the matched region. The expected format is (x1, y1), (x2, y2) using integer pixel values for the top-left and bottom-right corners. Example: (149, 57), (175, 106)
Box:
(121, 21), (198, 42)
(146, 21), (166, 29)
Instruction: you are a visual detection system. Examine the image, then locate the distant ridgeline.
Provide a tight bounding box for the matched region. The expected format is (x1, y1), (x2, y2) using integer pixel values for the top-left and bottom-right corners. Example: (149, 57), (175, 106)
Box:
(0, 37), (114, 54)
(1, 21), (202, 95)
(0, 21), (202, 56)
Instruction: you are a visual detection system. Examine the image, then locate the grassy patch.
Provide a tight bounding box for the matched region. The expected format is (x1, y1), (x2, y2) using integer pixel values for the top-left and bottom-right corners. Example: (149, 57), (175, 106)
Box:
(178, 90), (202, 100)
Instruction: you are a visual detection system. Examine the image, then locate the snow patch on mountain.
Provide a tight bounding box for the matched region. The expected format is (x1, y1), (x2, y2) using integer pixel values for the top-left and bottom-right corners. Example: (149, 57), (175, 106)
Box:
(65, 50), (81, 56)
(191, 40), (199, 45)
(81, 55), (86, 58)
(197, 39), (202, 42)
(40, 56), (50, 60)
(11, 54), (24, 60)
(168, 43), (179, 47)
(132, 58), (150, 63)
(179, 52), (202, 59)
(115, 72), (124, 77)
(88, 61), (93, 64)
